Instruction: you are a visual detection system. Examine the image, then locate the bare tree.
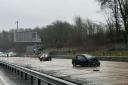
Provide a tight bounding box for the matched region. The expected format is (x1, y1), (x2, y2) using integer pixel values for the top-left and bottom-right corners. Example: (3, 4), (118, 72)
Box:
(96, 0), (128, 45)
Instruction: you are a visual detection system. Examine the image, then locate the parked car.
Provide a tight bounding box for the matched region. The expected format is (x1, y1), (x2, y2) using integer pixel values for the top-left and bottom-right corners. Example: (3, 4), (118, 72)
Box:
(39, 53), (51, 61)
(72, 54), (100, 67)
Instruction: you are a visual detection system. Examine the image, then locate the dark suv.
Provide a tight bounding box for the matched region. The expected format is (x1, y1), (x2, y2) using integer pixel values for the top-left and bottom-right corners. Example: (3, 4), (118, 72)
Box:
(72, 54), (100, 67)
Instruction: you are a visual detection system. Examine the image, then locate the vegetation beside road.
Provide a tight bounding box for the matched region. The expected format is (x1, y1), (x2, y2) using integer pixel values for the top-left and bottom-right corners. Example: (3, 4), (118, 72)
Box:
(46, 49), (128, 62)
(0, 0), (128, 56)
(44, 48), (128, 56)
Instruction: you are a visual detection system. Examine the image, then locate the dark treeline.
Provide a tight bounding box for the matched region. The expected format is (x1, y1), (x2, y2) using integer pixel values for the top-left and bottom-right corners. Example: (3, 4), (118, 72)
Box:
(1, 0), (128, 52)
(96, 0), (128, 45)
(0, 16), (127, 52)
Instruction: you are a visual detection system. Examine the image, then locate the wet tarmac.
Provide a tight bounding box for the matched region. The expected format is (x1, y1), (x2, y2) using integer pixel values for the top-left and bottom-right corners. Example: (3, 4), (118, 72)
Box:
(0, 57), (128, 85)
(0, 66), (31, 85)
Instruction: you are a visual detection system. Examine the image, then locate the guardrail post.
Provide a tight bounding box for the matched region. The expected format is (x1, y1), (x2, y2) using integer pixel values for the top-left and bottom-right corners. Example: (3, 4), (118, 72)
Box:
(14, 69), (16, 73)
(37, 79), (41, 85)
(7, 66), (8, 69)
(15, 69), (17, 73)
(4, 65), (6, 68)
(17, 70), (19, 75)
(25, 73), (28, 80)
(6, 65), (7, 68)
(4, 64), (6, 68)
(13, 68), (15, 73)
(8, 66), (10, 70)
(21, 71), (23, 78)
(30, 76), (33, 84)
(12, 68), (13, 72)
(48, 83), (52, 85)
(2, 64), (4, 67)
(9, 67), (11, 71)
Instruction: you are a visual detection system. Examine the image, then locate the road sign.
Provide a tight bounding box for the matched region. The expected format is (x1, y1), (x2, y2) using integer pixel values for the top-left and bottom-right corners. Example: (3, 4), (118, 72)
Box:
(14, 31), (41, 43)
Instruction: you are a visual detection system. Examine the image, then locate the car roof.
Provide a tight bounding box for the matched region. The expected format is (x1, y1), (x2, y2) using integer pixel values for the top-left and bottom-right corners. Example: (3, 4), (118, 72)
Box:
(77, 54), (95, 59)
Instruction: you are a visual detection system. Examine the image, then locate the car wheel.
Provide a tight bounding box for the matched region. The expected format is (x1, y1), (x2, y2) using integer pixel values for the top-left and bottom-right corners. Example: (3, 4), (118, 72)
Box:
(73, 62), (76, 67)
(87, 63), (91, 67)
(97, 63), (100, 67)
(81, 65), (85, 67)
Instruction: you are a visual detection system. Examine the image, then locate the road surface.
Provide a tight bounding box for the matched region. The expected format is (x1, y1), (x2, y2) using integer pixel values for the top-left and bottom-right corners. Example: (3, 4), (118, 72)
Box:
(0, 57), (128, 85)
(0, 66), (31, 85)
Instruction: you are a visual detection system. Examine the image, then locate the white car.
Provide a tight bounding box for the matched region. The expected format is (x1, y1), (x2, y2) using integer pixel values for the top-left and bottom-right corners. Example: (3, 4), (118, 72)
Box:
(39, 53), (51, 61)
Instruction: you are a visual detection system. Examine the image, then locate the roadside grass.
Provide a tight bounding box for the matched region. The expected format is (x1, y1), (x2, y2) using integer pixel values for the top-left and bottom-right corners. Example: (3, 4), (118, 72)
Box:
(87, 50), (128, 56)
(44, 48), (128, 57)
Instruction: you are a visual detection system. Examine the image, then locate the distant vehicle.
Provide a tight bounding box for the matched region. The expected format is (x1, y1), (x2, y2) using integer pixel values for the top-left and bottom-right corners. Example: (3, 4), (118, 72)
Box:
(39, 53), (51, 61)
(72, 54), (100, 67)
(0, 52), (16, 57)
(0, 52), (6, 57)
(8, 52), (17, 57)
(33, 46), (43, 55)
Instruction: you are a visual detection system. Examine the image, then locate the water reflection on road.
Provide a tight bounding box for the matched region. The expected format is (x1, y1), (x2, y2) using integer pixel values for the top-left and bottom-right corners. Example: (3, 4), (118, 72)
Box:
(0, 57), (128, 85)
(0, 66), (31, 85)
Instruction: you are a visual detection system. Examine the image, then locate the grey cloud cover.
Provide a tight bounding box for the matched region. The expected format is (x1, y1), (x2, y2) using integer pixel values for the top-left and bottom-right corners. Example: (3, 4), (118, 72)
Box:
(0, 0), (104, 31)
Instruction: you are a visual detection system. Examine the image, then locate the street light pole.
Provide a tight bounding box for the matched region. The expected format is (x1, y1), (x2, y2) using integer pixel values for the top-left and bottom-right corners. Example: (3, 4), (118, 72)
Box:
(16, 20), (19, 32)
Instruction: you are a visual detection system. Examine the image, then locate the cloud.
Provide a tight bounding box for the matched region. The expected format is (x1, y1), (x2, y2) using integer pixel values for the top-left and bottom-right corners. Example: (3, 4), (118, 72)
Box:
(0, 0), (105, 31)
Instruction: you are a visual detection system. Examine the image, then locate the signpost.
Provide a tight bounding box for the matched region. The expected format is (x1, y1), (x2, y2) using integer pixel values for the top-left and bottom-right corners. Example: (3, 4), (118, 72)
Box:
(14, 31), (41, 43)
(14, 31), (42, 55)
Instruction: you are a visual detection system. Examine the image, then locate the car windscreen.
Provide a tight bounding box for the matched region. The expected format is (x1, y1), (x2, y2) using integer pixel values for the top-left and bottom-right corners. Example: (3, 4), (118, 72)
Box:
(84, 54), (95, 59)
(77, 55), (87, 61)
(41, 53), (48, 57)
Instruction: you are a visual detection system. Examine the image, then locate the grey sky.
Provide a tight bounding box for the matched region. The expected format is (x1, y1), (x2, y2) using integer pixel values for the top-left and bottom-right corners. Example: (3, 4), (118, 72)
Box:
(0, 0), (105, 31)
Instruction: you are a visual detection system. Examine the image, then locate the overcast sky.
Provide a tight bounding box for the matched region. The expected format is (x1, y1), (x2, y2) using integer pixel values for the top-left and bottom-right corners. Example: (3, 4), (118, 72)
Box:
(0, 0), (105, 31)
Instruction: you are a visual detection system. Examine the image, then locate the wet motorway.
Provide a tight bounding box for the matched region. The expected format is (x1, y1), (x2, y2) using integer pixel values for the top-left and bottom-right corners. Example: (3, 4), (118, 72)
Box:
(0, 65), (31, 85)
(0, 57), (128, 85)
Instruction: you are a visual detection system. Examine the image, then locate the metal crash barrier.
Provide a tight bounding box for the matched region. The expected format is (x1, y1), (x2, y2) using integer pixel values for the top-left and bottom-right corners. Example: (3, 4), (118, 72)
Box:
(0, 61), (79, 85)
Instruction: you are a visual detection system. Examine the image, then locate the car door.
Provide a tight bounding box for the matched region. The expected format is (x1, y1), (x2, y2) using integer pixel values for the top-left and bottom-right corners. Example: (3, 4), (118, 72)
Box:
(76, 55), (87, 66)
